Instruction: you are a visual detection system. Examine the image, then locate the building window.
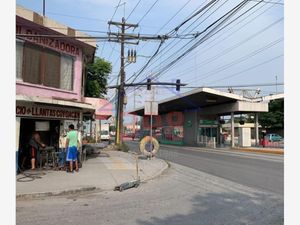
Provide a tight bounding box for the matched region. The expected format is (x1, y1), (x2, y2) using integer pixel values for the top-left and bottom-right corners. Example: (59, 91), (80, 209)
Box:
(16, 39), (24, 80)
(20, 42), (74, 91)
(60, 54), (73, 91)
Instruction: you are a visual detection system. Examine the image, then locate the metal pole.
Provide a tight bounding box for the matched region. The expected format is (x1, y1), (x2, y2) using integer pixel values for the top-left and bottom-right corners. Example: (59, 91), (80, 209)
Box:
(136, 154), (139, 180)
(43, 0), (45, 16)
(275, 75), (278, 94)
(149, 87), (154, 158)
(231, 112), (235, 148)
(255, 113), (259, 146)
(133, 88), (136, 135)
(114, 78), (120, 145)
(150, 108), (153, 158)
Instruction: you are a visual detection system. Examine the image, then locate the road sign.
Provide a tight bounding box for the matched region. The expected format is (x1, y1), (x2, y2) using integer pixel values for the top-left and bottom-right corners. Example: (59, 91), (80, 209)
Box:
(144, 101), (158, 115)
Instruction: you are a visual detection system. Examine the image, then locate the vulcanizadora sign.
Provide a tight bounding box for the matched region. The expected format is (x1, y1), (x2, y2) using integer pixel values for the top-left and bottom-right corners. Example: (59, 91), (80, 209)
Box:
(16, 25), (80, 56)
(16, 103), (80, 120)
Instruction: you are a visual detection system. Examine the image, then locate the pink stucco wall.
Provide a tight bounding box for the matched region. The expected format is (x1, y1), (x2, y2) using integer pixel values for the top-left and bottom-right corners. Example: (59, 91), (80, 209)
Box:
(83, 97), (113, 119)
(16, 48), (83, 101)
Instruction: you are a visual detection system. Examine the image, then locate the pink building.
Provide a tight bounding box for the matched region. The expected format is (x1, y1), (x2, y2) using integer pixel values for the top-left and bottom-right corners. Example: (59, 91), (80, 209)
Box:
(15, 5), (111, 171)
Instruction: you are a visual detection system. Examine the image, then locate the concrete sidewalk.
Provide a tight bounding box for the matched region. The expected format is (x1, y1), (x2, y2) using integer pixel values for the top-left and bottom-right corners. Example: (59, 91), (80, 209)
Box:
(16, 150), (168, 199)
(231, 146), (284, 155)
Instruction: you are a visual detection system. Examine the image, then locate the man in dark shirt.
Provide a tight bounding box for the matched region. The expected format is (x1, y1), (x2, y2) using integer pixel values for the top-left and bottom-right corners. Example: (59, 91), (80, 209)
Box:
(28, 132), (45, 170)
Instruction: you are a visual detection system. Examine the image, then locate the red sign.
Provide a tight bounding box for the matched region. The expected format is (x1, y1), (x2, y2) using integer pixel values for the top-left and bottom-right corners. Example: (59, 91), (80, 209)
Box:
(16, 104), (80, 119)
(143, 111), (184, 128)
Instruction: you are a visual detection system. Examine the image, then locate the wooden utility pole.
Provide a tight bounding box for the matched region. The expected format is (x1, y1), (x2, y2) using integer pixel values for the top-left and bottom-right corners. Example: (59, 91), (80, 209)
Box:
(108, 18), (138, 145)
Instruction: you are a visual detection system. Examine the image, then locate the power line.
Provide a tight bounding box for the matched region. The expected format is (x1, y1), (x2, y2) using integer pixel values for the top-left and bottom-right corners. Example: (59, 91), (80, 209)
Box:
(173, 16), (283, 79)
(248, 0), (284, 5)
(152, 0), (252, 82)
(169, 82), (284, 89)
(136, 0), (220, 65)
(46, 11), (107, 22)
(208, 54), (283, 84)
(123, 0), (251, 97)
(111, 0), (123, 21)
(137, 0), (159, 25)
(130, 0), (228, 84)
(154, 0), (268, 83)
(126, 0), (142, 21)
(185, 36), (283, 84)
(127, 0), (223, 84)
(101, 0), (123, 57)
(171, 0), (220, 35)
(126, 39), (165, 83)
(167, 0), (281, 74)
(135, 0), (282, 86)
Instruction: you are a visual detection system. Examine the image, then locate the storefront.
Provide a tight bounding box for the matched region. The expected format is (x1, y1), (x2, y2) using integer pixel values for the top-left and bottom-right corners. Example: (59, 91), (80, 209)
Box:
(16, 98), (94, 170)
(16, 5), (97, 172)
(129, 87), (270, 148)
(197, 119), (218, 147)
(142, 111), (184, 145)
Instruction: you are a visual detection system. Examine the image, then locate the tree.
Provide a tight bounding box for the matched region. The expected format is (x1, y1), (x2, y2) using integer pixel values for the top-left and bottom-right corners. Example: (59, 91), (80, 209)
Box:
(259, 99), (284, 129)
(85, 57), (112, 98)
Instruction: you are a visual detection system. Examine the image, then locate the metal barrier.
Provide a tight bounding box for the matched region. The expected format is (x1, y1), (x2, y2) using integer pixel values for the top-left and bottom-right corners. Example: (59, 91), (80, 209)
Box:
(197, 136), (216, 148)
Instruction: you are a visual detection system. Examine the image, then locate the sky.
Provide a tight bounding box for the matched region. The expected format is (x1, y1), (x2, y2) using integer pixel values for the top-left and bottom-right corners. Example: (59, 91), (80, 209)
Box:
(15, 0), (284, 116)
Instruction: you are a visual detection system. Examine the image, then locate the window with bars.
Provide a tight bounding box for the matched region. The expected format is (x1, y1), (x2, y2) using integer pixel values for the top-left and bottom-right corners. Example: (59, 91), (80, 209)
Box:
(17, 41), (74, 91)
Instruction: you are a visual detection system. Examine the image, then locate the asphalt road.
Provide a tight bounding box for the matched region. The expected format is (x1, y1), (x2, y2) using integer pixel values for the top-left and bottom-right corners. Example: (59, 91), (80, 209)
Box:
(126, 141), (284, 195)
(16, 162), (283, 225)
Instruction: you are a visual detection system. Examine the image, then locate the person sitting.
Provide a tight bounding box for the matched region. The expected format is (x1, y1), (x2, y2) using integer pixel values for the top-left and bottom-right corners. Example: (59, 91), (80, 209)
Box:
(28, 132), (45, 170)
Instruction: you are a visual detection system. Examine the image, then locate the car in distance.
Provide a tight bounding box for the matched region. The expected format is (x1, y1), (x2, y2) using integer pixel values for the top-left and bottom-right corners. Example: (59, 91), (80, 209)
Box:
(100, 130), (110, 141)
(265, 133), (283, 142)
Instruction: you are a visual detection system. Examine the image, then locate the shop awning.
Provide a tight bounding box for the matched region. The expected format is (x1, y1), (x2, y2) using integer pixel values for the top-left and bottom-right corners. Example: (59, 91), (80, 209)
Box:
(16, 95), (95, 111)
(83, 97), (112, 120)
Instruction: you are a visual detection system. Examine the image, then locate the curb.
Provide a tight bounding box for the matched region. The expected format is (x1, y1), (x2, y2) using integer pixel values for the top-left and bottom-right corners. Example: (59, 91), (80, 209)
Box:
(126, 150), (170, 183)
(231, 147), (284, 155)
(16, 187), (102, 200)
(140, 158), (170, 183)
(157, 142), (284, 155)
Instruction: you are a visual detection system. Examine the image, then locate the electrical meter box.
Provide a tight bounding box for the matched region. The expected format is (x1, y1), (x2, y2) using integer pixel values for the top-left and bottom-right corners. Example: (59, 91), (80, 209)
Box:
(238, 127), (251, 147)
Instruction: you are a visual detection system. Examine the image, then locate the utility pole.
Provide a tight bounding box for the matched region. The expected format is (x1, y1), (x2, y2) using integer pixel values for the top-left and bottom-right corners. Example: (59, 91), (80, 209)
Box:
(108, 18), (138, 145)
(275, 75), (278, 94)
(133, 88), (136, 135)
(43, 0), (46, 16)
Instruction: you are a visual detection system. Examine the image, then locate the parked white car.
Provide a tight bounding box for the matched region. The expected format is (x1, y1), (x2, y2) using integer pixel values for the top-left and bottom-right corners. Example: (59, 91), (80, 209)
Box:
(100, 130), (110, 141)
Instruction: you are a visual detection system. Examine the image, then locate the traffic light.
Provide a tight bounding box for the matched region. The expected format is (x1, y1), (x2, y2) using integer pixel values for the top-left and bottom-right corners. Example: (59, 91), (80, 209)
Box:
(176, 79), (180, 91)
(147, 78), (151, 90)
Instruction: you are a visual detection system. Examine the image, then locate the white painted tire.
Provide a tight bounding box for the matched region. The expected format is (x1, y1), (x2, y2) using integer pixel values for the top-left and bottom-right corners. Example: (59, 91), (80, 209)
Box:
(139, 136), (160, 156)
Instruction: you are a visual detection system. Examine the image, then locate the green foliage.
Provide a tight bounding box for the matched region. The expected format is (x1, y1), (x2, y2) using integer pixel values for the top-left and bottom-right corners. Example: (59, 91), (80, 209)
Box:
(85, 80), (100, 97)
(259, 99), (284, 129)
(116, 142), (129, 152)
(109, 125), (116, 132)
(85, 57), (112, 98)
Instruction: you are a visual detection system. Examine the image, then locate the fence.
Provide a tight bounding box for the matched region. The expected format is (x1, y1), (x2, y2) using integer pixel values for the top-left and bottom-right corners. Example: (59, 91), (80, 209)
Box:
(197, 135), (216, 148)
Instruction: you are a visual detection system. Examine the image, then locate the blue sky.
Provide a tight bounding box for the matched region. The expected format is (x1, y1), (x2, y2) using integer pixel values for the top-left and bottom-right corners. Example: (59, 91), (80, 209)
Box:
(15, 0), (284, 117)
